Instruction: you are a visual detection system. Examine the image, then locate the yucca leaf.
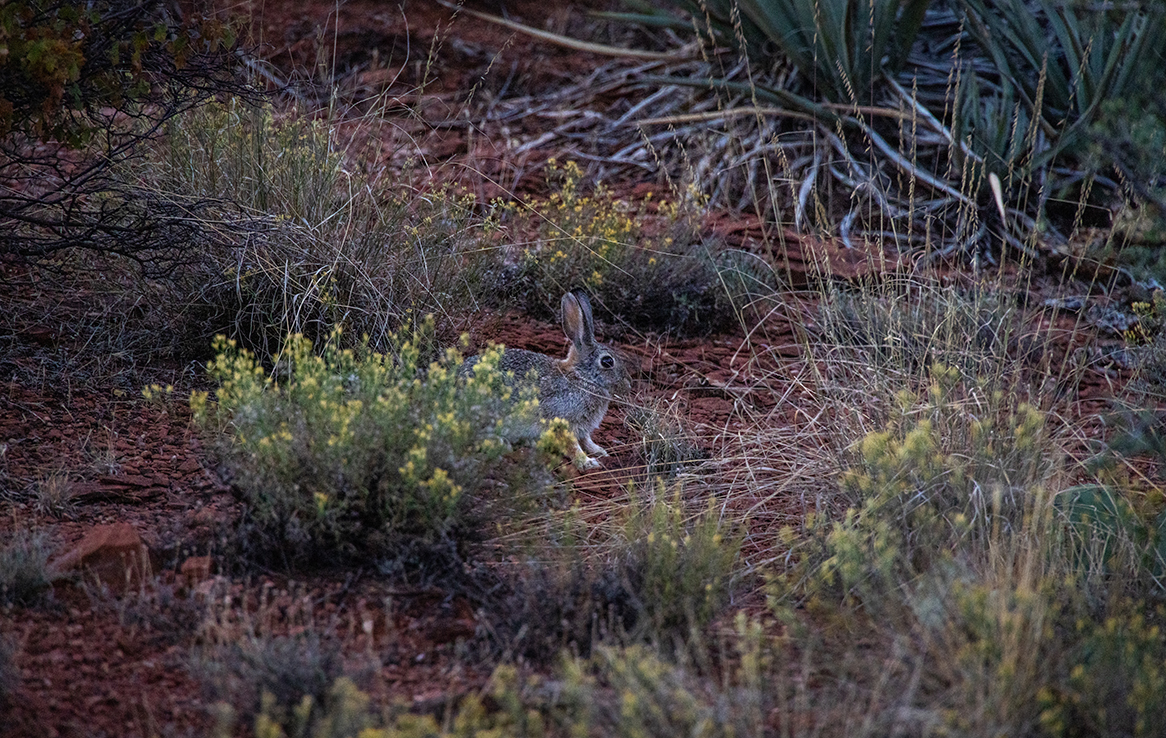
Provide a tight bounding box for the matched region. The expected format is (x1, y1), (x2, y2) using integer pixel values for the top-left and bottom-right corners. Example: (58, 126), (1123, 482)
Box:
(589, 11), (694, 30)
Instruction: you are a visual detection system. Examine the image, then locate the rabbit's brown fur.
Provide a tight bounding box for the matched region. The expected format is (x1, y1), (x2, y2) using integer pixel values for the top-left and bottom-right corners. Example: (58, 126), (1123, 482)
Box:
(462, 292), (630, 468)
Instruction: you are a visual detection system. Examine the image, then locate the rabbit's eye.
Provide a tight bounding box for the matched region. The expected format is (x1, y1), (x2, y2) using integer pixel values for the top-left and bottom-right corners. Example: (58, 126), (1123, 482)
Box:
(600, 354), (615, 369)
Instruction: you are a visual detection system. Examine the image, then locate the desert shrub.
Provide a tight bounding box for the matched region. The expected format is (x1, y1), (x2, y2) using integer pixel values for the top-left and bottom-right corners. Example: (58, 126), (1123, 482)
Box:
(0, 529), (52, 606)
(1126, 296), (1166, 399)
(579, 633), (767, 738)
(787, 366), (1054, 606)
(510, 160), (749, 335)
(151, 99), (508, 358)
(1039, 605), (1166, 738)
(484, 529), (640, 662)
(210, 664), (587, 738)
(210, 637), (767, 738)
(1054, 406), (1166, 587)
(193, 631), (348, 731)
(192, 319), (563, 570)
(482, 485), (741, 661)
(620, 486), (742, 643)
(485, 480), (741, 657)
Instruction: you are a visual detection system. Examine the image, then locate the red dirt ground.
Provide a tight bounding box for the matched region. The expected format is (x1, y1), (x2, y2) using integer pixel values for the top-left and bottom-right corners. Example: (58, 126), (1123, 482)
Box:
(0, 2), (1139, 736)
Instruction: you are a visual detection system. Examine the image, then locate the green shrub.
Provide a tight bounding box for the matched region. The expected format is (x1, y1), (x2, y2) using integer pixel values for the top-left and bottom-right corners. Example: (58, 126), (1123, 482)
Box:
(621, 486), (742, 643)
(0, 529), (52, 606)
(580, 633), (767, 738)
(210, 636), (769, 738)
(483, 486), (741, 661)
(1057, 407), (1166, 586)
(1040, 605), (1166, 738)
(193, 319), (559, 570)
(511, 160), (742, 335)
(795, 365), (1054, 607)
(210, 664), (582, 738)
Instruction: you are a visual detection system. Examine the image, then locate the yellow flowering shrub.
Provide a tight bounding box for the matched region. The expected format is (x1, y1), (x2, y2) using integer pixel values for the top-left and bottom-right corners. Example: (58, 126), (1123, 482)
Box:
(193, 317), (549, 567)
(508, 160), (745, 335)
(774, 364), (1056, 609)
(1039, 605), (1166, 738)
(621, 483), (742, 639)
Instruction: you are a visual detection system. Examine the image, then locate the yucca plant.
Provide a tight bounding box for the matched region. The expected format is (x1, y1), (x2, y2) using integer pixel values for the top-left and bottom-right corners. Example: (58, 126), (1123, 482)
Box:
(645, 0), (931, 105)
(611, 0), (1165, 254)
(959, 0), (1166, 174)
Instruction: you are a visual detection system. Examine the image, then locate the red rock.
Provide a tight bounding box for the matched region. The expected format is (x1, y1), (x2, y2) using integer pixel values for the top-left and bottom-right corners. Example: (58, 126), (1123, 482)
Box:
(48, 523), (150, 592)
(177, 458), (201, 474)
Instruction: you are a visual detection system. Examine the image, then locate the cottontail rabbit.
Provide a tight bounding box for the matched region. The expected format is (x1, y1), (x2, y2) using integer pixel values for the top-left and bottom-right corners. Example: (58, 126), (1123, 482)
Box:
(462, 291), (630, 468)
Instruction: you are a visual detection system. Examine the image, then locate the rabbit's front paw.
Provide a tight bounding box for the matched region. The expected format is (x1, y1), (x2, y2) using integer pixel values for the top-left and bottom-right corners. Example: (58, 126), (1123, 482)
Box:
(573, 452), (602, 469)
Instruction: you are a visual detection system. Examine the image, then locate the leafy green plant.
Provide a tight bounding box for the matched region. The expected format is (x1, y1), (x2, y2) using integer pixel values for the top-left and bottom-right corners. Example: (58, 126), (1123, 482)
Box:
(192, 319), (559, 570)
(1058, 407), (1166, 586)
(959, 0), (1165, 174)
(0, 529), (53, 606)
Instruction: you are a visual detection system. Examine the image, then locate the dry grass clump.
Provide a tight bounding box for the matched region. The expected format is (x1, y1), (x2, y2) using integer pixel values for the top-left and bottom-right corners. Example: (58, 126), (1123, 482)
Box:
(32, 469), (76, 519)
(0, 529), (53, 607)
(138, 99), (509, 359)
(193, 631), (349, 730)
(623, 399), (706, 478)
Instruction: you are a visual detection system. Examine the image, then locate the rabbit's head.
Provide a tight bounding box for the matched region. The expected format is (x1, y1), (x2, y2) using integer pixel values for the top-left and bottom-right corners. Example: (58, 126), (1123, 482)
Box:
(559, 291), (630, 398)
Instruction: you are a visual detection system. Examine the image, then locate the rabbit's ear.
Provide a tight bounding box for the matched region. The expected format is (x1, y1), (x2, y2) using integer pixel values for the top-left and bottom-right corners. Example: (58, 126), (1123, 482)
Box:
(561, 292), (594, 348)
(574, 291), (596, 342)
